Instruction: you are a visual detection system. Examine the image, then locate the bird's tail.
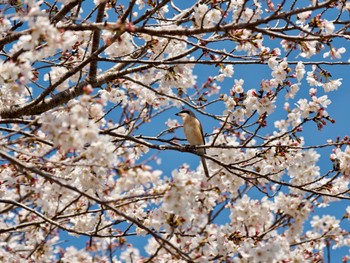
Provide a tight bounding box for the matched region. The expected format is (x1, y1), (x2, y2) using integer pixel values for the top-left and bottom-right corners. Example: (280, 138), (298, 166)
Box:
(201, 157), (209, 178)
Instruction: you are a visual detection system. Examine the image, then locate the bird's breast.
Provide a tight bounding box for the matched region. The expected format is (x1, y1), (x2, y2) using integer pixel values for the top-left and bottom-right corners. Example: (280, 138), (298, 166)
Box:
(183, 119), (204, 146)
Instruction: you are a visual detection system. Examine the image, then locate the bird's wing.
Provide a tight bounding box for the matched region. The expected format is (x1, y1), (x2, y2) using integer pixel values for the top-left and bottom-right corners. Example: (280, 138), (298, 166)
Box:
(198, 119), (206, 153)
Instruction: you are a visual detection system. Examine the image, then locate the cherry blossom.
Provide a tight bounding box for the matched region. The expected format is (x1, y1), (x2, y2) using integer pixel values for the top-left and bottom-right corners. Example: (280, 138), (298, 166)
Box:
(0, 0), (349, 262)
(324, 47), (346, 59)
(295, 61), (306, 82)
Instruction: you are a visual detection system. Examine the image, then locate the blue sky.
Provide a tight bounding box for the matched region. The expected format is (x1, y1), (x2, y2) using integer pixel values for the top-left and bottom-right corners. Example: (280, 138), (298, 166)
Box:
(6, 0), (348, 260)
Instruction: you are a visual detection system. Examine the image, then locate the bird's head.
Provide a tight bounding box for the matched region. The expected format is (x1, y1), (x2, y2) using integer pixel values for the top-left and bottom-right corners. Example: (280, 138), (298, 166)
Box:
(175, 109), (196, 119)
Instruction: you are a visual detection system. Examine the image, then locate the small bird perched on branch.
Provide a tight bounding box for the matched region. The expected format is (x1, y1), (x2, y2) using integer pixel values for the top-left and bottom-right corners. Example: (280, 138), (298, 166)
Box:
(175, 109), (209, 178)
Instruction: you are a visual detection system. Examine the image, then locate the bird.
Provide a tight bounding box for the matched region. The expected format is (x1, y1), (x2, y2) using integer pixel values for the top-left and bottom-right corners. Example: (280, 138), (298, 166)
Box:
(175, 109), (209, 178)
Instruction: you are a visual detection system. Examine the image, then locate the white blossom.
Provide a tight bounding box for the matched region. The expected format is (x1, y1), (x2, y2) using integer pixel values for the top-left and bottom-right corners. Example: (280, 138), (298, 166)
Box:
(322, 78), (342, 92)
(295, 61), (306, 82)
